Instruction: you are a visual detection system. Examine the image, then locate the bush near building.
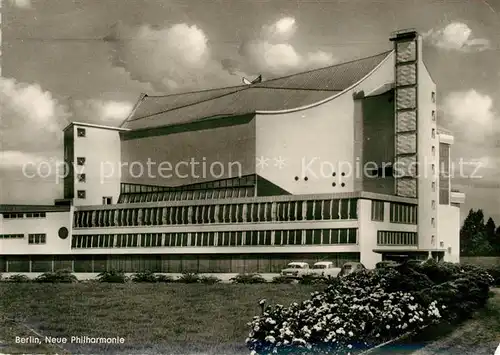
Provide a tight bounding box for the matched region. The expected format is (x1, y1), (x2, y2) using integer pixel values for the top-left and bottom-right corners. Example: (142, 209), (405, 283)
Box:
(246, 260), (495, 355)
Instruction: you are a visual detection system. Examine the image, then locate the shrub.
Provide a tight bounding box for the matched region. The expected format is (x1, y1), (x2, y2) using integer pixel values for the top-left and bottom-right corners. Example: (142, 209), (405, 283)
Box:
(271, 276), (296, 284)
(484, 266), (500, 286)
(177, 272), (200, 283)
(199, 275), (222, 284)
(156, 274), (175, 283)
(35, 269), (78, 283)
(97, 270), (128, 283)
(230, 273), (267, 284)
(131, 271), (158, 283)
(298, 274), (332, 285)
(246, 262), (494, 355)
(5, 274), (30, 283)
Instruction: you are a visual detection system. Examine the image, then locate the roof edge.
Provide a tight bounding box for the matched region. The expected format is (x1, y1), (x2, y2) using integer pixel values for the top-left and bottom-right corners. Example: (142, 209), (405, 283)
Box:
(255, 50), (394, 114)
(63, 121), (131, 132)
(119, 93), (147, 128)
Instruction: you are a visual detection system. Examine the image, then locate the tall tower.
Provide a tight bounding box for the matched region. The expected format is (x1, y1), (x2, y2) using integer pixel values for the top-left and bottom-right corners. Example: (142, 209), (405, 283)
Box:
(390, 29), (439, 254)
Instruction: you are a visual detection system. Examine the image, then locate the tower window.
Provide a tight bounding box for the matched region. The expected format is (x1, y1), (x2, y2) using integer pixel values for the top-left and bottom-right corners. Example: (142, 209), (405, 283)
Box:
(77, 157), (86, 166)
(77, 174), (86, 183)
(431, 92), (436, 103)
(77, 190), (86, 199)
(432, 146), (436, 156)
(432, 110), (436, 121)
(77, 128), (86, 137)
(431, 128), (436, 139)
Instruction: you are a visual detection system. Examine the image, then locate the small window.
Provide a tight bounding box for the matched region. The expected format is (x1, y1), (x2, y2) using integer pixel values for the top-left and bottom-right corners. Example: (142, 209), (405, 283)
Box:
(431, 218), (435, 227)
(431, 200), (436, 209)
(77, 157), (86, 166)
(431, 110), (436, 121)
(431, 146), (436, 156)
(431, 128), (436, 139)
(77, 174), (86, 183)
(431, 92), (436, 103)
(432, 181), (436, 192)
(341, 183), (345, 187)
(77, 127), (86, 137)
(77, 190), (86, 199)
(103, 197), (112, 205)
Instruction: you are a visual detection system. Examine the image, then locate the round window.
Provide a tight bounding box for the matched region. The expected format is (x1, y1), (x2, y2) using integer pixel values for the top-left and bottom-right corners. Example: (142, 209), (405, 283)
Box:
(58, 227), (69, 239)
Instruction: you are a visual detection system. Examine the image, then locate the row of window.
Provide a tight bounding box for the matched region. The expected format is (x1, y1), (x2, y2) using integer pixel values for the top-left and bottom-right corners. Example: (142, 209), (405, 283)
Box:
(0, 253), (361, 274)
(0, 233), (46, 242)
(73, 199), (359, 228)
(389, 203), (417, 224)
(0, 234), (24, 239)
(120, 175), (257, 194)
(118, 187), (256, 203)
(71, 229), (359, 249)
(28, 234), (46, 244)
(377, 231), (418, 246)
(2, 212), (46, 219)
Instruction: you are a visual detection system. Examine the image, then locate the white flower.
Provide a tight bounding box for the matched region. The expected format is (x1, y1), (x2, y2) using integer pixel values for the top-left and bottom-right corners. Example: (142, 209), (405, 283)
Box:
(386, 325), (390, 329)
(265, 335), (276, 343)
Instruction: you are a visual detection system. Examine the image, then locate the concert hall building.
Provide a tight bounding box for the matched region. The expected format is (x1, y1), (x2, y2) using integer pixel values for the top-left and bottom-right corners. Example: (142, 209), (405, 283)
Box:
(0, 29), (465, 277)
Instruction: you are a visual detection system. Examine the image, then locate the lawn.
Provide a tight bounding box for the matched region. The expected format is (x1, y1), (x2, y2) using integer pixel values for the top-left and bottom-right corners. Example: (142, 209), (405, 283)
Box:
(0, 283), (322, 354)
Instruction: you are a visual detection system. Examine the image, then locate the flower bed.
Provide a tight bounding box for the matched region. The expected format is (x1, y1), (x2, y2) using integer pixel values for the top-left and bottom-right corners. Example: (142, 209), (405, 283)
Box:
(246, 260), (495, 355)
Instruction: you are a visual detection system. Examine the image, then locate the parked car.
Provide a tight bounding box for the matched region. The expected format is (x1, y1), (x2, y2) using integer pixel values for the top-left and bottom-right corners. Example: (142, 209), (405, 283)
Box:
(375, 260), (400, 269)
(338, 262), (366, 277)
(310, 261), (341, 278)
(280, 262), (311, 279)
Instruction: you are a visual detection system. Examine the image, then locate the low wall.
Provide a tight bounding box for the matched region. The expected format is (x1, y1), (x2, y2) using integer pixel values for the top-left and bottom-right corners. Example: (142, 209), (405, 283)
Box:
(460, 256), (500, 267)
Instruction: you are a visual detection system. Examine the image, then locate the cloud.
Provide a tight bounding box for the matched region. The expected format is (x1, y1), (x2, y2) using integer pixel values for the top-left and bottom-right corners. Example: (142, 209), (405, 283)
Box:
(0, 77), (134, 173)
(237, 17), (336, 77)
(262, 17), (297, 41)
(0, 77), (70, 151)
(442, 89), (498, 142)
(72, 99), (134, 124)
(8, 0), (32, 9)
(105, 17), (335, 91)
(104, 22), (240, 92)
(424, 22), (490, 52)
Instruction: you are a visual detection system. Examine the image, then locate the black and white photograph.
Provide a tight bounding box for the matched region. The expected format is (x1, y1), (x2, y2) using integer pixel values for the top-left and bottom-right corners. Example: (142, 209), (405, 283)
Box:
(1, 0), (499, 354)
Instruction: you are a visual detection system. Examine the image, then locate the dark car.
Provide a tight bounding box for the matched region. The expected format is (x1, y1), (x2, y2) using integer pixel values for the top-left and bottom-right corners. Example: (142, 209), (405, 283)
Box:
(404, 259), (423, 268)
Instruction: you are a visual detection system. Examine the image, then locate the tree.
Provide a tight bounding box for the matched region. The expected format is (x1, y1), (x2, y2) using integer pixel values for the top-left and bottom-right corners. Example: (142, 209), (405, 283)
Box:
(485, 217), (497, 255)
(494, 226), (500, 255)
(460, 209), (492, 256)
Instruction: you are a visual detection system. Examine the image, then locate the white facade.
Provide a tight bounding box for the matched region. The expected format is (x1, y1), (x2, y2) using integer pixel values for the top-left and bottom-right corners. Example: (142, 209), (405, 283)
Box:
(0, 29), (464, 276)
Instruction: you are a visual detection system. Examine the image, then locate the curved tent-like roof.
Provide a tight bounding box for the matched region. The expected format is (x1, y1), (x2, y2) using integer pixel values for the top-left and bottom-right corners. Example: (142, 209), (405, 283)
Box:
(121, 50), (393, 131)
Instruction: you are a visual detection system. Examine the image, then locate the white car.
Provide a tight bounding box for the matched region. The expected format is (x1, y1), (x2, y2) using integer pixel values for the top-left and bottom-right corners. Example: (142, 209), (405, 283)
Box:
(310, 261), (341, 278)
(280, 262), (311, 279)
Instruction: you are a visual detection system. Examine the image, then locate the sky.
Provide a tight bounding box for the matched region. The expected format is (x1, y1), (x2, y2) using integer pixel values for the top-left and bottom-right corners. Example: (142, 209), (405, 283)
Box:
(0, 0), (499, 224)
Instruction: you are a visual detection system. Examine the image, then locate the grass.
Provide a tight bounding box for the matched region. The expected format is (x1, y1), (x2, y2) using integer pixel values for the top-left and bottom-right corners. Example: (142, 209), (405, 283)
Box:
(0, 283), (322, 354)
(2, 284), (499, 355)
